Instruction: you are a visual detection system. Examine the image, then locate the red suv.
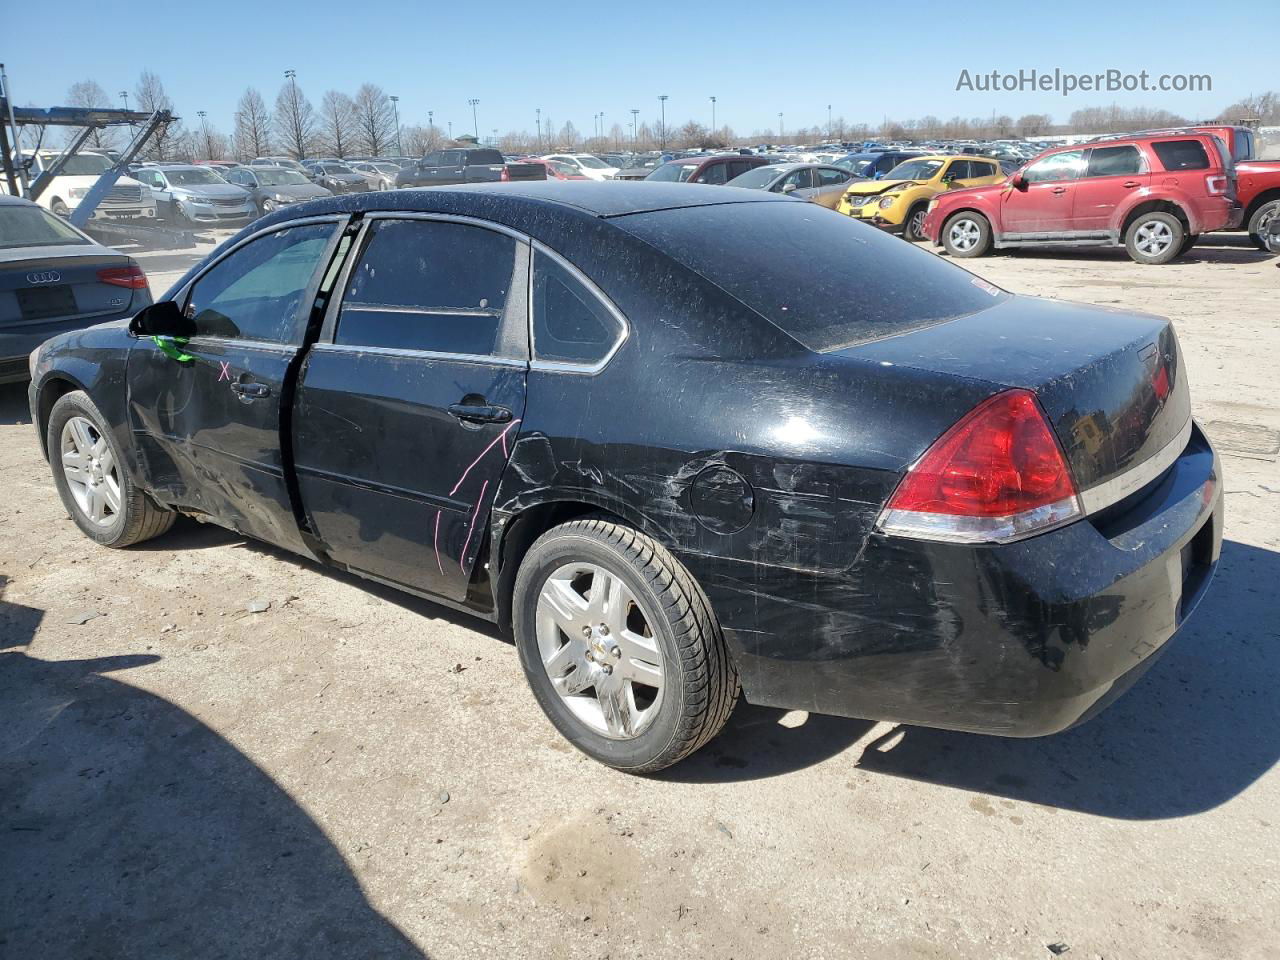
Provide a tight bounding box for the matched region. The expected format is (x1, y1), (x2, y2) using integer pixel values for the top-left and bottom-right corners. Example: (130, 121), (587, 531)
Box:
(922, 134), (1243, 264)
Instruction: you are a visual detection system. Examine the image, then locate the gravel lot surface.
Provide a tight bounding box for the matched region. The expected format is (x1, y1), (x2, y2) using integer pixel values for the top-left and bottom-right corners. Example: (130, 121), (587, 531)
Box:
(2, 228), (1277, 960)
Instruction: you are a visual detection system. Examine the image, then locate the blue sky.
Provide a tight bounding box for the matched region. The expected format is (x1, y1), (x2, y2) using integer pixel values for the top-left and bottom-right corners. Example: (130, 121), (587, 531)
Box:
(6, 0), (1275, 141)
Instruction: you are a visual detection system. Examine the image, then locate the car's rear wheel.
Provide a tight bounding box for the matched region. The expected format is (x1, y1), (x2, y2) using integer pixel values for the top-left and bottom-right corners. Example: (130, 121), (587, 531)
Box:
(1125, 211), (1184, 264)
(1247, 199), (1280, 250)
(941, 212), (992, 258)
(902, 204), (929, 242)
(1179, 233), (1199, 256)
(48, 391), (175, 548)
(512, 516), (739, 773)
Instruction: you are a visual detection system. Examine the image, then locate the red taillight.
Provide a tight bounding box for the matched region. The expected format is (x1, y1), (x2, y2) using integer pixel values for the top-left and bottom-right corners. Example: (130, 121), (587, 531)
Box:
(500, 166), (510, 182)
(97, 265), (148, 290)
(1205, 174), (1228, 196)
(878, 389), (1082, 543)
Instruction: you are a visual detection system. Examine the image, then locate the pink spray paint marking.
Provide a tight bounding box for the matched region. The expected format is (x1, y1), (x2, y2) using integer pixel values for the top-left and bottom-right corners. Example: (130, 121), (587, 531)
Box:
(448, 419), (521, 496)
(433, 419), (522, 575)
(217, 361), (232, 382)
(432, 512), (442, 578)
(460, 479), (488, 572)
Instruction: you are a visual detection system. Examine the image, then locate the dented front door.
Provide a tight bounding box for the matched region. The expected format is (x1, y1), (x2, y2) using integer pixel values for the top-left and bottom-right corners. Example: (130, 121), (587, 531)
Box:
(126, 218), (346, 553)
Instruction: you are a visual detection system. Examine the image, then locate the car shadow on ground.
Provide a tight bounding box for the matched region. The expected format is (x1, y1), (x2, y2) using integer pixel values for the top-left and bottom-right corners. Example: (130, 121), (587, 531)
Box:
(0, 576), (429, 960)
(0, 381), (32, 427)
(660, 540), (1280, 819)
(996, 235), (1274, 266)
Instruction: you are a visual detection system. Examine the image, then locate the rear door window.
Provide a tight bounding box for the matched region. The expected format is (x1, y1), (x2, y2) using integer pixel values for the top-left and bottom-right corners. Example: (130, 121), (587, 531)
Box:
(1151, 139), (1210, 171)
(335, 218), (518, 358)
(817, 167), (848, 186)
(531, 251), (625, 368)
(1085, 145), (1143, 177)
(183, 222), (337, 342)
(695, 162), (729, 184)
(725, 159), (756, 179)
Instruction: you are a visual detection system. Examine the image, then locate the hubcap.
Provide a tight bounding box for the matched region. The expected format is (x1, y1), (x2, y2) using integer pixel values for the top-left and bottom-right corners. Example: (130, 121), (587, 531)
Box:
(60, 416), (121, 527)
(949, 218), (980, 251)
(1135, 220), (1173, 255)
(535, 562), (665, 740)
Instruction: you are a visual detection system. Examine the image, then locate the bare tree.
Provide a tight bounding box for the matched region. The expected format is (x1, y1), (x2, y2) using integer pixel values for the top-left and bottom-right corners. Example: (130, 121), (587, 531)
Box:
(234, 87), (272, 160)
(1016, 113), (1052, 137)
(318, 91), (357, 158)
(64, 80), (118, 151)
(1219, 91), (1279, 124)
(274, 78), (316, 159)
(557, 120), (580, 151)
(351, 84), (395, 157)
(134, 71), (183, 162)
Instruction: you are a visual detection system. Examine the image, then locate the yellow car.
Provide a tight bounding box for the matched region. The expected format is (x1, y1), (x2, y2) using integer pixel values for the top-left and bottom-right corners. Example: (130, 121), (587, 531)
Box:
(837, 155), (1006, 241)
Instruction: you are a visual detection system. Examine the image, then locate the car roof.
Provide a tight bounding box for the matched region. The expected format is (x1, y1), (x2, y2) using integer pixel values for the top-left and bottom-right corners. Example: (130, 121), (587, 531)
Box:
(0, 194), (38, 207)
(256, 180), (791, 225)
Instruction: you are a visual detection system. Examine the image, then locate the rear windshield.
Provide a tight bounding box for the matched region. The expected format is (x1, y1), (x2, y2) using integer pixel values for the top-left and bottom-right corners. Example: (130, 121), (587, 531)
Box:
(615, 201), (1007, 352)
(466, 150), (504, 165)
(1151, 139), (1210, 171)
(0, 204), (91, 249)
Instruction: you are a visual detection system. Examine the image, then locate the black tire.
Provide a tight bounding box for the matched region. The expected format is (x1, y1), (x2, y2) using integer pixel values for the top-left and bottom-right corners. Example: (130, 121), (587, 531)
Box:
(1247, 199), (1280, 251)
(50, 198), (70, 218)
(1124, 211), (1184, 265)
(1179, 234), (1199, 256)
(47, 390), (175, 548)
(902, 203), (929, 242)
(940, 211), (992, 258)
(512, 516), (739, 773)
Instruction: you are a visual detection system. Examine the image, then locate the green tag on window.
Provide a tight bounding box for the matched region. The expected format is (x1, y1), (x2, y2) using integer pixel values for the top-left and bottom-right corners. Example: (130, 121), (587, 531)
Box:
(152, 336), (194, 363)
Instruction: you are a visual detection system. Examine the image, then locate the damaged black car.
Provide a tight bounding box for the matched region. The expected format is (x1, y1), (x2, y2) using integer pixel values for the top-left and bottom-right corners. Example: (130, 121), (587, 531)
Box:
(28, 182), (1222, 772)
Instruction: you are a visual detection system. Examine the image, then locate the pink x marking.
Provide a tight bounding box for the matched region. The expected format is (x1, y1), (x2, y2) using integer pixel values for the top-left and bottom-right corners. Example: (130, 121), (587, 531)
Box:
(217, 361), (231, 382)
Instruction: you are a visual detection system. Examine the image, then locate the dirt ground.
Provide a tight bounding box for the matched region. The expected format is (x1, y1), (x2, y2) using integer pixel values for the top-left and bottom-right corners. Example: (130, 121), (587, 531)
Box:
(1, 230), (1277, 960)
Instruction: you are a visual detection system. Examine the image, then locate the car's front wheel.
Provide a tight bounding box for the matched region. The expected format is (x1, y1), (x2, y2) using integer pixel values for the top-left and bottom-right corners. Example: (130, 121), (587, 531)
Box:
(47, 391), (176, 547)
(1125, 211), (1184, 264)
(902, 203), (929, 242)
(512, 516), (739, 773)
(1247, 199), (1280, 251)
(941, 211), (992, 258)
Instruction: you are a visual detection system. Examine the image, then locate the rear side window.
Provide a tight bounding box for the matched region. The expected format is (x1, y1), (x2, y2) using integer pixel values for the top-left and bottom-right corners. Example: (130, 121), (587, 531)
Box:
(615, 201), (1007, 353)
(184, 223), (336, 342)
(532, 251), (624, 367)
(695, 162), (728, 184)
(1085, 145), (1143, 177)
(466, 150), (504, 165)
(336, 219), (516, 356)
(1151, 139), (1210, 171)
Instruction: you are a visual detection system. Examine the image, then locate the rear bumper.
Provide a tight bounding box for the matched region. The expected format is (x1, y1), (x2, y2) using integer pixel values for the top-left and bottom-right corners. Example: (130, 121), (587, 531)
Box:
(1, 309), (143, 383)
(691, 423), (1223, 737)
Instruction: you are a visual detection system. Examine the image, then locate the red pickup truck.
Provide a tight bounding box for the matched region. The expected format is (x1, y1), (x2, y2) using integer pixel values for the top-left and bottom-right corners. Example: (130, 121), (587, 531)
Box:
(923, 132), (1243, 264)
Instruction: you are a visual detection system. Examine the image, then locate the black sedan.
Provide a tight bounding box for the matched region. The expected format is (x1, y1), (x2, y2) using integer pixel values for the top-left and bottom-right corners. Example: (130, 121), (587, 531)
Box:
(1, 196), (150, 385)
(27, 182), (1222, 772)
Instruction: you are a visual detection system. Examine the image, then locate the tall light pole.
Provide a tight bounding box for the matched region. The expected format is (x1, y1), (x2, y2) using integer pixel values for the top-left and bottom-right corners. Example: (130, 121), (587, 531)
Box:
(710, 95), (716, 134)
(389, 95), (402, 156)
(535, 107), (541, 151)
(827, 103), (832, 139)
(658, 94), (668, 149)
(120, 90), (135, 136)
(778, 112), (784, 141)
(284, 69), (302, 159)
(468, 99), (479, 139)
(630, 108), (639, 151)
(447, 120), (453, 140)
(197, 110), (209, 158)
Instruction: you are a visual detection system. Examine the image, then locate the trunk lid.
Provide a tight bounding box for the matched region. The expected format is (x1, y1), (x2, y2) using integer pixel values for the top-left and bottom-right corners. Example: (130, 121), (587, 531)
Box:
(838, 295), (1191, 495)
(0, 250), (136, 327)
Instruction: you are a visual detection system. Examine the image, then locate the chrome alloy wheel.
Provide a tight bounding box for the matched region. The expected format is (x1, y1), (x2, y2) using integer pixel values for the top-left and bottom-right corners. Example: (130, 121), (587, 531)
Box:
(948, 217), (982, 251)
(1134, 220), (1174, 257)
(907, 208), (928, 239)
(60, 416), (121, 527)
(535, 562), (665, 739)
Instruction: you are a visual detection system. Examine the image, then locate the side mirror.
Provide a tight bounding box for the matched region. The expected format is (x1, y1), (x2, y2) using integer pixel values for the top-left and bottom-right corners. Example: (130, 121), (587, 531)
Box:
(128, 300), (195, 339)
(1010, 172), (1027, 189)
(781, 182), (798, 193)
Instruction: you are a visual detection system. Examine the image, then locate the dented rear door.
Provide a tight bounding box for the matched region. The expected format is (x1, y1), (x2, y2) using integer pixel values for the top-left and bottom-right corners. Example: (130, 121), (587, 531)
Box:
(292, 215), (529, 601)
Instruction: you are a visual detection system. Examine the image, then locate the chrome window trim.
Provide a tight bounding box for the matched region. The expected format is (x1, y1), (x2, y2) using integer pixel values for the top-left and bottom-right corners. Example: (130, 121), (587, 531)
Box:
(1078, 416), (1193, 515)
(184, 337), (298, 355)
(310, 342), (527, 368)
(529, 239), (630, 375)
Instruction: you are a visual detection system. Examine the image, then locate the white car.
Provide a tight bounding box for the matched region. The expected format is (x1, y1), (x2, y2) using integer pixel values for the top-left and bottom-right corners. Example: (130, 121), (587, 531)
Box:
(5, 151), (156, 221)
(541, 154), (618, 181)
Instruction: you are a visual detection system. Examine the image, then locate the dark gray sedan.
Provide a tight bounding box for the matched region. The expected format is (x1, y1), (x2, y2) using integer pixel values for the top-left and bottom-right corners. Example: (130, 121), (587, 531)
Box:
(0, 196), (151, 384)
(224, 166), (332, 215)
(726, 162), (860, 208)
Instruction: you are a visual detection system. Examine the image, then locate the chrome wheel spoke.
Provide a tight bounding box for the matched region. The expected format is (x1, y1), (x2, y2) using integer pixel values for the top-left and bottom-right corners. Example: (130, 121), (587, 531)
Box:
(101, 476), (122, 515)
(556, 665), (595, 697)
(539, 576), (589, 636)
(597, 679), (634, 738)
(88, 485), (106, 523)
(543, 636), (585, 679)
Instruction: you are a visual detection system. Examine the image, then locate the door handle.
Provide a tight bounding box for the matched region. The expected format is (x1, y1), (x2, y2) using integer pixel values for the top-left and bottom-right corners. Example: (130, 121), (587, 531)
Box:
(1051, 186), (1068, 195)
(448, 403), (512, 424)
(231, 381), (271, 399)
(1122, 180), (1141, 188)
